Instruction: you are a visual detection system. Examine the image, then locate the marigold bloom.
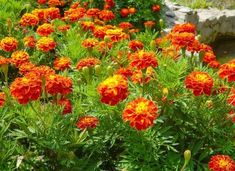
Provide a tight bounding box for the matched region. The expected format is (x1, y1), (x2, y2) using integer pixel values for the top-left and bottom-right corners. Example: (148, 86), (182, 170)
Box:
(97, 74), (128, 106)
(36, 37), (56, 52)
(20, 13), (39, 27)
(86, 8), (100, 18)
(26, 65), (55, 79)
(208, 155), (235, 171)
(105, 0), (115, 8)
(37, 0), (46, 4)
(228, 111), (235, 123)
(32, 9), (45, 21)
(199, 43), (213, 52)
(120, 8), (129, 18)
(0, 92), (6, 108)
(187, 39), (202, 53)
(105, 29), (129, 42)
(144, 21), (155, 28)
(208, 60), (220, 69)
(129, 50), (158, 70)
(93, 26), (107, 39)
(70, 2), (80, 9)
(81, 38), (99, 49)
(218, 60), (235, 82)
(128, 40), (144, 51)
(48, 0), (62, 7)
(37, 23), (54, 37)
(172, 23), (196, 34)
(53, 57), (71, 71)
(96, 41), (113, 53)
(122, 98), (158, 130)
(80, 21), (95, 31)
(76, 116), (99, 130)
(76, 57), (100, 70)
(170, 32), (195, 49)
(131, 67), (155, 84)
(152, 5), (161, 12)
(19, 62), (36, 75)
(11, 51), (30, 67)
(10, 76), (42, 104)
(23, 35), (36, 48)
(162, 46), (180, 60)
(115, 67), (133, 78)
(0, 56), (9, 66)
(64, 7), (86, 22)
(58, 25), (71, 32)
(119, 22), (133, 30)
(203, 52), (216, 63)
(0, 37), (18, 52)
(45, 74), (72, 96)
(185, 71), (214, 96)
(58, 98), (72, 114)
(44, 7), (61, 22)
(227, 88), (235, 106)
(99, 10), (115, 21)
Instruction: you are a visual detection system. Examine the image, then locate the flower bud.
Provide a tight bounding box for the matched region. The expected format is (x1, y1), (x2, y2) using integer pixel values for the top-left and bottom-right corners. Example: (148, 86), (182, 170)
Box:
(107, 66), (113, 74)
(184, 150), (191, 164)
(82, 66), (89, 75)
(159, 19), (164, 29)
(162, 88), (169, 96)
(95, 65), (101, 75)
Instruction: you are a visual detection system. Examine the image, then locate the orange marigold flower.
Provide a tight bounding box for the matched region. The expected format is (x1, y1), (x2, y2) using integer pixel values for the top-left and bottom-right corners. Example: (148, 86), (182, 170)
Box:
(203, 51), (216, 63)
(96, 41), (113, 53)
(185, 71), (214, 96)
(199, 43), (213, 52)
(64, 7), (86, 22)
(23, 35), (36, 48)
(26, 65), (55, 79)
(45, 74), (72, 96)
(162, 46), (180, 60)
(99, 10), (115, 21)
(37, 0), (47, 4)
(227, 88), (235, 106)
(129, 29), (140, 34)
(208, 60), (220, 69)
(57, 25), (71, 32)
(80, 21), (95, 31)
(0, 37), (18, 52)
(0, 92), (6, 108)
(93, 26), (107, 39)
(120, 8), (129, 18)
(129, 50), (158, 70)
(19, 13), (39, 27)
(81, 38), (99, 49)
(119, 22), (133, 30)
(76, 116), (99, 130)
(32, 9), (45, 21)
(228, 110), (235, 123)
(53, 57), (71, 71)
(105, 0), (115, 8)
(11, 51), (30, 68)
(58, 98), (72, 114)
(187, 39), (202, 53)
(76, 57), (100, 70)
(144, 21), (155, 28)
(86, 8), (100, 18)
(115, 67), (133, 78)
(0, 56), (9, 66)
(172, 23), (196, 34)
(44, 7), (61, 22)
(152, 4), (161, 12)
(170, 32), (195, 49)
(105, 29), (129, 42)
(208, 155), (235, 171)
(36, 37), (56, 52)
(48, 0), (62, 7)
(36, 23), (54, 37)
(10, 76), (42, 104)
(218, 60), (235, 82)
(70, 2), (80, 9)
(122, 98), (158, 130)
(131, 67), (155, 84)
(19, 62), (36, 75)
(128, 40), (144, 51)
(97, 74), (128, 106)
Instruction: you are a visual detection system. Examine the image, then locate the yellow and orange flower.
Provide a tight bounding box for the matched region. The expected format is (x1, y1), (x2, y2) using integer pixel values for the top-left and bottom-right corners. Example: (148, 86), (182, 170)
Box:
(131, 67), (155, 84)
(96, 41), (113, 53)
(144, 21), (155, 28)
(53, 57), (71, 71)
(0, 92), (6, 108)
(48, 0), (62, 7)
(64, 7), (86, 22)
(11, 51), (30, 67)
(97, 74), (128, 106)
(19, 62), (36, 75)
(128, 40), (144, 51)
(93, 26), (108, 39)
(187, 39), (202, 53)
(76, 116), (99, 130)
(57, 98), (72, 115)
(26, 65), (55, 79)
(32, 9), (45, 21)
(23, 35), (36, 48)
(208, 155), (235, 171)
(36, 23), (54, 37)
(76, 57), (101, 70)
(128, 50), (158, 70)
(36, 37), (56, 52)
(218, 60), (235, 82)
(122, 98), (158, 130)
(115, 67), (133, 78)
(58, 25), (71, 32)
(0, 56), (9, 66)
(80, 21), (95, 32)
(119, 22), (133, 30)
(105, 28), (129, 42)
(20, 13), (39, 27)
(185, 71), (214, 96)
(81, 38), (99, 49)
(45, 74), (72, 96)
(44, 7), (61, 22)
(203, 51), (216, 63)
(170, 32), (195, 49)
(0, 37), (18, 52)
(208, 60), (220, 69)
(10, 76), (42, 104)
(172, 23), (196, 34)
(162, 46), (180, 60)
(99, 10), (115, 21)
(86, 8), (100, 18)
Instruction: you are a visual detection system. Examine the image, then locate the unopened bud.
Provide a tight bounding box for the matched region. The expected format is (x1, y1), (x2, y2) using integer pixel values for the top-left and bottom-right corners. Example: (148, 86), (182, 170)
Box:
(163, 88), (169, 96)
(95, 65), (101, 75)
(184, 150), (191, 164)
(159, 19), (164, 29)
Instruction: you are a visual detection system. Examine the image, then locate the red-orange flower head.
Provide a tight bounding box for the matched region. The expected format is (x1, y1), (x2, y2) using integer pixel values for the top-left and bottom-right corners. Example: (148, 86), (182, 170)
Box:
(64, 7), (86, 23)
(119, 22), (133, 30)
(0, 37), (18, 52)
(0, 56), (9, 66)
(58, 98), (72, 115)
(45, 74), (72, 96)
(36, 37), (56, 52)
(81, 38), (99, 49)
(76, 57), (101, 70)
(105, 0), (115, 9)
(185, 71), (214, 96)
(129, 50), (158, 70)
(208, 155), (235, 171)
(122, 98), (158, 130)
(115, 67), (133, 78)
(58, 25), (71, 32)
(20, 13), (39, 27)
(48, 0), (62, 7)
(44, 7), (61, 22)
(172, 23), (196, 34)
(10, 76), (42, 104)
(53, 57), (71, 71)
(99, 10), (115, 21)
(38, 0), (47, 4)
(227, 88), (235, 106)
(80, 21), (95, 32)
(26, 65), (55, 79)
(203, 51), (216, 63)
(131, 67), (155, 84)
(144, 21), (156, 28)
(0, 92), (6, 108)
(23, 35), (36, 48)
(11, 50), (30, 68)
(170, 32), (195, 49)
(208, 60), (220, 69)
(76, 116), (99, 130)
(97, 74), (128, 106)
(128, 40), (144, 51)
(218, 60), (235, 82)
(19, 62), (36, 75)
(93, 26), (108, 39)
(105, 28), (129, 42)
(86, 8), (100, 18)
(152, 5), (161, 12)
(32, 9), (45, 21)
(36, 23), (54, 37)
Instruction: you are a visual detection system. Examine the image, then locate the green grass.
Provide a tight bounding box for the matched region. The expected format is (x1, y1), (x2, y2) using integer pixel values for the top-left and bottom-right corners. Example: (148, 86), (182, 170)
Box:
(171, 0), (235, 9)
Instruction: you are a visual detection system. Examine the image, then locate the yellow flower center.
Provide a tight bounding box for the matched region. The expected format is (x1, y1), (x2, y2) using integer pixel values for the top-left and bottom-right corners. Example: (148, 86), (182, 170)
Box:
(136, 102), (148, 113)
(195, 73), (208, 82)
(219, 160), (230, 168)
